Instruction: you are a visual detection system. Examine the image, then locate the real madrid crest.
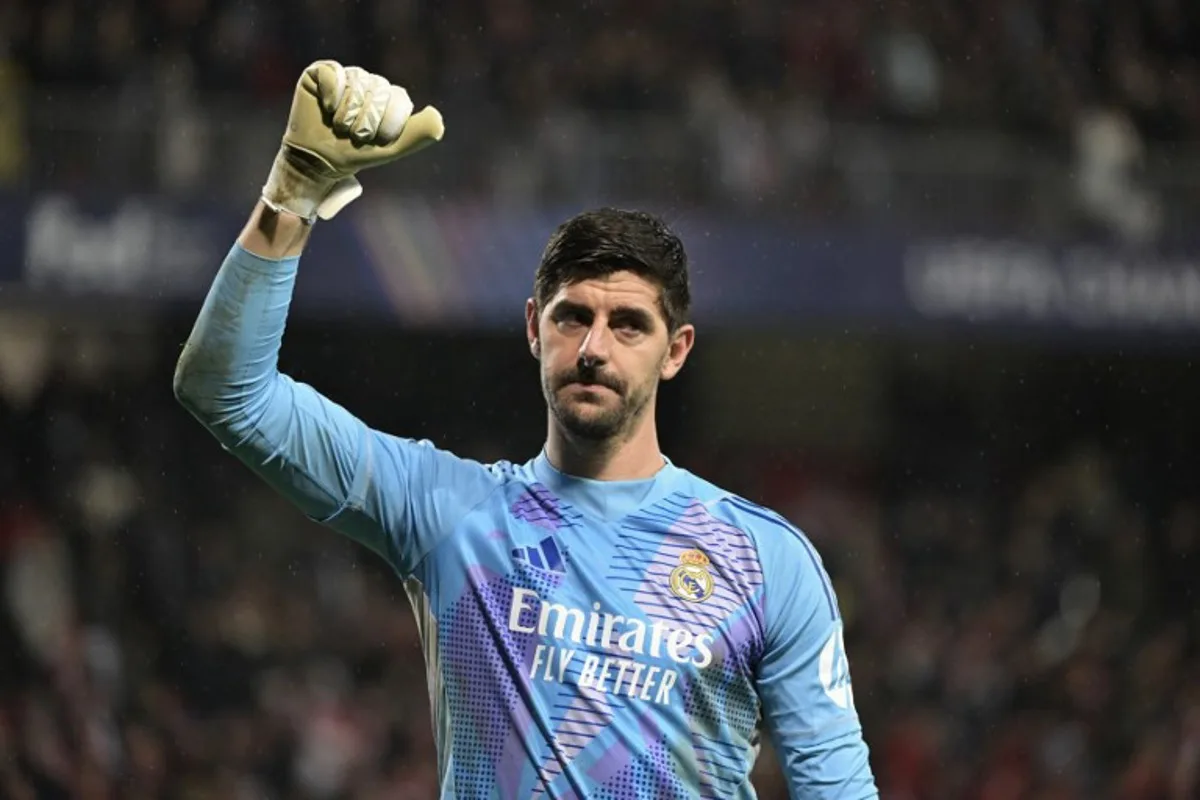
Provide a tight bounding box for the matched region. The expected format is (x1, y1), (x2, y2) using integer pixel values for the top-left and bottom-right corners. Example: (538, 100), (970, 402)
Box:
(669, 549), (715, 602)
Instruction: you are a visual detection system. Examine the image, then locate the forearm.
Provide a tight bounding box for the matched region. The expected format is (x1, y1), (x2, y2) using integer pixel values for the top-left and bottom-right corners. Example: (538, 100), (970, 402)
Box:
(174, 206), (371, 522)
(173, 205), (302, 431)
(174, 195), (311, 420)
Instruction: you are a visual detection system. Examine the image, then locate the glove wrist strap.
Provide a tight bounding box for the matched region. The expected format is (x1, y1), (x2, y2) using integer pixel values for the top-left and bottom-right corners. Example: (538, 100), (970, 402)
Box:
(261, 146), (341, 223)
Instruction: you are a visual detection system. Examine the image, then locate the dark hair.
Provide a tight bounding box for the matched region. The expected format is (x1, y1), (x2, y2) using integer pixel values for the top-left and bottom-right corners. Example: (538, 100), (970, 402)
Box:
(534, 208), (691, 332)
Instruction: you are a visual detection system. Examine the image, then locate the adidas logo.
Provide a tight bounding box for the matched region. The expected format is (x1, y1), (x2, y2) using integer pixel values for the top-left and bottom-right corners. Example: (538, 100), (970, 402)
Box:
(512, 536), (566, 574)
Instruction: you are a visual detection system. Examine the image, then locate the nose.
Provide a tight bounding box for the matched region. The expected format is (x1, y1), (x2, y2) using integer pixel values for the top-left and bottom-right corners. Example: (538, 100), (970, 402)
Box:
(577, 322), (611, 367)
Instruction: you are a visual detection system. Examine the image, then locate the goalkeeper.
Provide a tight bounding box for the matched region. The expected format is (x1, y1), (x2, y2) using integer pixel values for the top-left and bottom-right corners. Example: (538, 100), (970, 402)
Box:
(174, 61), (877, 798)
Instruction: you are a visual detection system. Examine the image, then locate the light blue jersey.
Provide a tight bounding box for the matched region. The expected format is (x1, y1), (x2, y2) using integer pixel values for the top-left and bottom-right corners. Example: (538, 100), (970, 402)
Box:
(175, 244), (878, 799)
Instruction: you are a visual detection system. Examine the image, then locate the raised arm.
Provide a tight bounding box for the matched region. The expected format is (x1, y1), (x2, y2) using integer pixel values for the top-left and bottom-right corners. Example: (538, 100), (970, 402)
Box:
(173, 63), (496, 576)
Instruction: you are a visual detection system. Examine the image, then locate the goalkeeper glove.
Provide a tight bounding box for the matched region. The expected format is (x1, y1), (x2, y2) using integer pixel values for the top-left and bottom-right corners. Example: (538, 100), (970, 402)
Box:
(261, 60), (444, 223)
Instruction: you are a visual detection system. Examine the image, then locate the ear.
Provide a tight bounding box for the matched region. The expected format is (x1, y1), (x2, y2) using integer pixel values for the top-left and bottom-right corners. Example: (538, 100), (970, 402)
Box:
(525, 298), (540, 359)
(660, 324), (695, 381)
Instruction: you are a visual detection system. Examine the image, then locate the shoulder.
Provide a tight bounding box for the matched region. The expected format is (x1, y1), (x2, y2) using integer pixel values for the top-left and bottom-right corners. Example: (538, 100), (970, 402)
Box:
(718, 494), (826, 568)
(371, 436), (527, 500)
(674, 468), (837, 610)
(672, 468), (824, 563)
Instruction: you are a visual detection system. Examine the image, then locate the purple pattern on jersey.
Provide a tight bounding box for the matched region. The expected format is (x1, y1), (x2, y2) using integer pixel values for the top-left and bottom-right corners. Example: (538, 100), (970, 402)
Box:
(499, 725), (554, 798)
(443, 565), (559, 797)
(586, 708), (671, 792)
(539, 682), (616, 788)
(510, 483), (570, 531)
(599, 735), (688, 799)
(702, 593), (767, 670)
(620, 498), (766, 638)
(680, 610), (765, 796)
(585, 739), (634, 787)
(599, 497), (767, 798)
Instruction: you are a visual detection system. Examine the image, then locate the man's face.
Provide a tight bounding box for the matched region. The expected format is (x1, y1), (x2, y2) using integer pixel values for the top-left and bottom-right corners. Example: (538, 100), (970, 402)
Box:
(526, 271), (694, 442)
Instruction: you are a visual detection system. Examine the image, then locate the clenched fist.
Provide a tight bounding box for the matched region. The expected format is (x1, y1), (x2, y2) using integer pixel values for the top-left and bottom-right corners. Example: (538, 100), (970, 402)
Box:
(261, 60), (444, 222)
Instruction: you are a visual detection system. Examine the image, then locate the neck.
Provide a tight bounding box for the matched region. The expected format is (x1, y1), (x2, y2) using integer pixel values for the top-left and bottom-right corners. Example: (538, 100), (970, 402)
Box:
(544, 412), (665, 481)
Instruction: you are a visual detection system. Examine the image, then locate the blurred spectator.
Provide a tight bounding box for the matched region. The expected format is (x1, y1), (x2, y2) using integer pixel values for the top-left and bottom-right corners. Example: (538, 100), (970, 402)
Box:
(0, 55), (27, 186)
(4, 0), (1197, 138)
(4, 0), (1200, 238)
(1074, 106), (1161, 244)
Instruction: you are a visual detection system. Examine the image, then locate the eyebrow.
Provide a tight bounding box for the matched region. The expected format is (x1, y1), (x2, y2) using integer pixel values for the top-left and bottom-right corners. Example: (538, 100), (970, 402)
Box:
(549, 300), (592, 319)
(608, 306), (656, 329)
(550, 300), (657, 328)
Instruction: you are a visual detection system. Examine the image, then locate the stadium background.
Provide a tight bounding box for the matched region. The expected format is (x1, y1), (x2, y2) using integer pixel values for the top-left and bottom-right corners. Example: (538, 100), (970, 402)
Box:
(1, 0), (1199, 797)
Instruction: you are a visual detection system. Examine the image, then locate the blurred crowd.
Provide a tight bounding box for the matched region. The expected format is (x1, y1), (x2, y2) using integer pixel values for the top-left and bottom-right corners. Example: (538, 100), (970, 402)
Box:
(3, 0), (1199, 138)
(0, 325), (444, 799)
(0, 320), (1197, 799)
(0, 0), (1198, 239)
(765, 453), (1200, 798)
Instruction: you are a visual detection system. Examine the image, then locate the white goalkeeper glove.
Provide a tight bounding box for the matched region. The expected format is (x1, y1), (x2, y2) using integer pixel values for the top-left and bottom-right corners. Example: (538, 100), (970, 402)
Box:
(261, 60), (444, 223)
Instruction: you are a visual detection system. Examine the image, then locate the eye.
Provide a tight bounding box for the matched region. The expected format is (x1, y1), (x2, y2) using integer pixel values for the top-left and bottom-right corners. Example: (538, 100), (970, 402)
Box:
(554, 308), (588, 330)
(613, 325), (647, 344)
(611, 313), (651, 337)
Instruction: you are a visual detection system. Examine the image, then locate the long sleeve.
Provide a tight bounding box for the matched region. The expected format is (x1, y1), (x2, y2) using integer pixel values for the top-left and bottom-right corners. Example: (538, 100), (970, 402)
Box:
(737, 504), (878, 798)
(173, 243), (499, 576)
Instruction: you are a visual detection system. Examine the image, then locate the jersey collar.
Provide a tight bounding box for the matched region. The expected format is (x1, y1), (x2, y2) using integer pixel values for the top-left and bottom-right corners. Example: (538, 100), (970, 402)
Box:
(531, 450), (679, 521)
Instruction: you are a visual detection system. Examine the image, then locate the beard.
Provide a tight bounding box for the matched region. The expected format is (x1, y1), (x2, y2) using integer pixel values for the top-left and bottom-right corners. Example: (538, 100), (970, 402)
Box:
(543, 363), (654, 442)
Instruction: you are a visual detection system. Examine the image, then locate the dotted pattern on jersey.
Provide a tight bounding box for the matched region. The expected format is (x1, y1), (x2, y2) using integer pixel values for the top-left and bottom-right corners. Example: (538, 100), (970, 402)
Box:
(607, 493), (767, 798)
(610, 494), (766, 645)
(597, 736), (691, 800)
(442, 565), (562, 797)
(680, 631), (761, 798)
(533, 680), (617, 799)
(682, 643), (760, 735)
(511, 482), (584, 532)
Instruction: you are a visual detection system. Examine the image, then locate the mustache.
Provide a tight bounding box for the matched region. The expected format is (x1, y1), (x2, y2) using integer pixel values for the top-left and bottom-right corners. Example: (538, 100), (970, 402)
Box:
(553, 365), (626, 395)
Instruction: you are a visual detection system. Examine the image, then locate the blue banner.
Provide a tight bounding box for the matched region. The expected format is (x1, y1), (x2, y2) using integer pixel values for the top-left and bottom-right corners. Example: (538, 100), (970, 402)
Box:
(3, 193), (1200, 337)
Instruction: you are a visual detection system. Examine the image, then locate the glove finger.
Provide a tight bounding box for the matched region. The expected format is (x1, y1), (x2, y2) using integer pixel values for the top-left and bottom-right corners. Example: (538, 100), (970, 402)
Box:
(377, 105), (444, 160)
(375, 85), (414, 145)
(352, 73), (393, 144)
(304, 60), (346, 117)
(332, 66), (370, 138)
(316, 176), (363, 221)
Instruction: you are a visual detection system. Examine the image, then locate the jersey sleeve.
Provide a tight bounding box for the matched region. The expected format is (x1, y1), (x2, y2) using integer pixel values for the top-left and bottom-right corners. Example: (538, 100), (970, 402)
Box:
(748, 510), (878, 798)
(174, 243), (499, 576)
(231, 376), (500, 575)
